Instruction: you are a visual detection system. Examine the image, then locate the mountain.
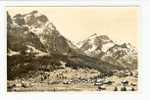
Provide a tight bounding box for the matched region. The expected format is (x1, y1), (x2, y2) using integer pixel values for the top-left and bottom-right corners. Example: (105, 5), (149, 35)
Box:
(7, 11), (112, 79)
(7, 10), (80, 56)
(7, 11), (83, 79)
(77, 33), (138, 69)
(7, 11), (47, 56)
(76, 33), (115, 57)
(101, 43), (138, 69)
(7, 11), (137, 80)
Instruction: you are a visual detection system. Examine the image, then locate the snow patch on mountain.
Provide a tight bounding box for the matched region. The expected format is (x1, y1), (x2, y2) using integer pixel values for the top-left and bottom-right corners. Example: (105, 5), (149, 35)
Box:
(8, 49), (20, 56)
(67, 40), (78, 50)
(23, 45), (48, 56)
(101, 43), (137, 69)
(77, 33), (115, 56)
(88, 33), (99, 40)
(102, 42), (115, 52)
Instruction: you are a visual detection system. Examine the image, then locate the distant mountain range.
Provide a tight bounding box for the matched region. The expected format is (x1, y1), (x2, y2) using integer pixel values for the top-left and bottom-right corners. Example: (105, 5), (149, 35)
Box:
(77, 33), (137, 69)
(7, 11), (138, 79)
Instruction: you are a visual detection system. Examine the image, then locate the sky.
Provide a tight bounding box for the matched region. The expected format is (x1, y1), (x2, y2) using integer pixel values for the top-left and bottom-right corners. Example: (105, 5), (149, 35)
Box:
(7, 7), (139, 48)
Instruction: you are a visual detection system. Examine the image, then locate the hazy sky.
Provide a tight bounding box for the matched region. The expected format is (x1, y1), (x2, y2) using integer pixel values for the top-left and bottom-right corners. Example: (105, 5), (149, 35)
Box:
(7, 7), (139, 48)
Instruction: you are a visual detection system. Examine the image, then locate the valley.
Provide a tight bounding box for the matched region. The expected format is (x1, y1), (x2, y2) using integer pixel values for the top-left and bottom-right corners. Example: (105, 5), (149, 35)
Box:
(7, 10), (138, 92)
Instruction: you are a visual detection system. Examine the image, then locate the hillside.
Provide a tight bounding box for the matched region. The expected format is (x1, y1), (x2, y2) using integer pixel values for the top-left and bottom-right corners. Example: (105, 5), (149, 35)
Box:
(7, 11), (138, 91)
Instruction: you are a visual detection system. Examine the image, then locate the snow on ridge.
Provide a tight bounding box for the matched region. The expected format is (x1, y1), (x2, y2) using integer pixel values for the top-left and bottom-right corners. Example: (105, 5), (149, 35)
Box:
(88, 33), (99, 40)
(102, 42), (115, 52)
(26, 45), (48, 56)
(67, 40), (78, 50)
(8, 49), (20, 56)
(30, 26), (44, 35)
(76, 41), (84, 48)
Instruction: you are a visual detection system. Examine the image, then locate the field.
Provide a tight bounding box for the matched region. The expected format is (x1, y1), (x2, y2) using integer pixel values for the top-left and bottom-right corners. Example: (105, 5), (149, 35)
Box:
(7, 68), (138, 91)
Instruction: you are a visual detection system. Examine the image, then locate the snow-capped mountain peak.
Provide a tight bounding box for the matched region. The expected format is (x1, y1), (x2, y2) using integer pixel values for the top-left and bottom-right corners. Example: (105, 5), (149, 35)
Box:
(77, 33), (115, 56)
(88, 33), (99, 39)
(8, 11), (80, 56)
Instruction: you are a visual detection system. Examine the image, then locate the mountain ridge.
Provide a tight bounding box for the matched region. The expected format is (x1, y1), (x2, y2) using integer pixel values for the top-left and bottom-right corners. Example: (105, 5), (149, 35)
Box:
(7, 10), (138, 80)
(77, 33), (137, 69)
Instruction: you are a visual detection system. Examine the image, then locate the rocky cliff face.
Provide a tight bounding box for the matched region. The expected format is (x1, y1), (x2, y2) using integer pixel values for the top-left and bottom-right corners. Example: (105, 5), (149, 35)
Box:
(7, 12), (46, 56)
(8, 10), (80, 56)
(77, 33), (115, 57)
(101, 43), (137, 69)
(77, 33), (138, 69)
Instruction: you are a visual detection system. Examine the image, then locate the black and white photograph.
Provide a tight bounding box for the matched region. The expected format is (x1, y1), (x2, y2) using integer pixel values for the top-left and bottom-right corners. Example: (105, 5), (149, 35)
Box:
(7, 6), (139, 92)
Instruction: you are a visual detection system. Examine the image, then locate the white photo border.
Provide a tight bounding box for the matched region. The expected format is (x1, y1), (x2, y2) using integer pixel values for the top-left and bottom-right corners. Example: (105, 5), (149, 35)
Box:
(0, 0), (149, 99)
